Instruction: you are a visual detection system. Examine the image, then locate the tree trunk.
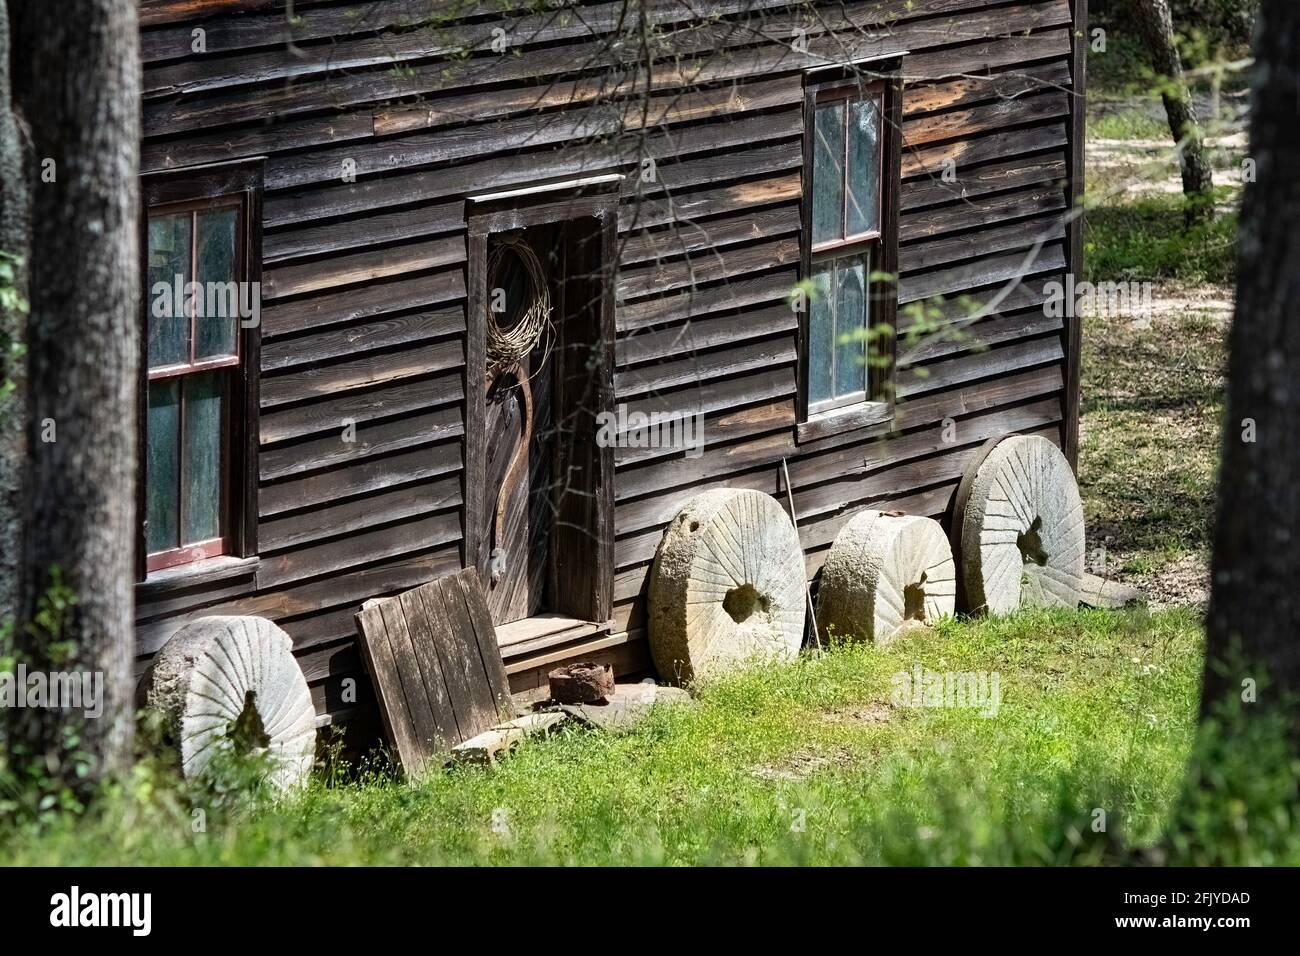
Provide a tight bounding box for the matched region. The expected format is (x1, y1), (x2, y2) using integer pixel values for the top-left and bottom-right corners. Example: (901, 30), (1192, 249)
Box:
(0, 0), (30, 630)
(7, 0), (141, 793)
(1132, 0), (1216, 215)
(1201, 0), (1300, 731)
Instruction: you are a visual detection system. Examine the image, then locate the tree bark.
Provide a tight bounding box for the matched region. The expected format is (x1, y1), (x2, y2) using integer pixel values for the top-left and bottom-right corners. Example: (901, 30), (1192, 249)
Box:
(1132, 0), (1216, 214)
(1201, 0), (1300, 732)
(0, 0), (30, 630)
(7, 0), (141, 792)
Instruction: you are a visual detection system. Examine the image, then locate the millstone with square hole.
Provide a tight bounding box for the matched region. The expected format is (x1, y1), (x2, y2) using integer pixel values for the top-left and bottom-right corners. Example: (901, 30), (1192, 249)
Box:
(816, 510), (956, 643)
(140, 615), (316, 790)
(649, 489), (806, 683)
(959, 434), (1085, 614)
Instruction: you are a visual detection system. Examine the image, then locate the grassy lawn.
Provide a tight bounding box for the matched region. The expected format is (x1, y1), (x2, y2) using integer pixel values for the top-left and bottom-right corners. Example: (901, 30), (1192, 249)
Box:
(2, 608), (1221, 865)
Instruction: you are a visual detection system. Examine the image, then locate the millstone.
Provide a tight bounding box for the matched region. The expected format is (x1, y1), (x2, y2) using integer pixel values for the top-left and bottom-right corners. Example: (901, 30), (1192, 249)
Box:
(649, 489), (806, 683)
(141, 615), (316, 790)
(816, 510), (956, 644)
(959, 435), (1085, 614)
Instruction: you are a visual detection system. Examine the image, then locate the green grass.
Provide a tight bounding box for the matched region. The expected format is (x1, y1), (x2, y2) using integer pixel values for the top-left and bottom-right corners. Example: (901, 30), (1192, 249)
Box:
(1087, 109), (1170, 142)
(1084, 193), (1238, 286)
(4, 608), (1261, 866)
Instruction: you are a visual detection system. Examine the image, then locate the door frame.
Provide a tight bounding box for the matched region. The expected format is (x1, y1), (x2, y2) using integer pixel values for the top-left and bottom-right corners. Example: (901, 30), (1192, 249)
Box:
(463, 175), (620, 626)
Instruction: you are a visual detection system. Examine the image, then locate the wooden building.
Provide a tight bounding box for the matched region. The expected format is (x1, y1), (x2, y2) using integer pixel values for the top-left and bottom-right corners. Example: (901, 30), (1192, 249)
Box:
(133, 0), (1088, 748)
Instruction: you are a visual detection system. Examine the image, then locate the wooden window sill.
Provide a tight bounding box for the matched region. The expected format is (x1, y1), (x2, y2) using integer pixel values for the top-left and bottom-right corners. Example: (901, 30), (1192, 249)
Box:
(796, 401), (893, 444)
(136, 554), (259, 598)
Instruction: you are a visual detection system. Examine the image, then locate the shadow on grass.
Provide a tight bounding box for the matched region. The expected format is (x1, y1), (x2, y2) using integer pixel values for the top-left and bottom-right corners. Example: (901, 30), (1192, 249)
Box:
(1085, 195), (1238, 286)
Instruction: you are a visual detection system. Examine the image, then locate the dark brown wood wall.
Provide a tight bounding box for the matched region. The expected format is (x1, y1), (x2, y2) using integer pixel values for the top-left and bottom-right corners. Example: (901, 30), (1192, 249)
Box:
(133, 0), (1085, 736)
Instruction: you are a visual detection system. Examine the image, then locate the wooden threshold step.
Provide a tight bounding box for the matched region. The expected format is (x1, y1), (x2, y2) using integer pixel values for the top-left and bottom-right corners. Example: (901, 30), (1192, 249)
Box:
(494, 613), (612, 659)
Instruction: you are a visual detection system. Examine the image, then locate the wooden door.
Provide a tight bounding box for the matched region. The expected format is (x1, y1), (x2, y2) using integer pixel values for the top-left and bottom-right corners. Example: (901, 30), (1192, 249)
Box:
(482, 223), (557, 625)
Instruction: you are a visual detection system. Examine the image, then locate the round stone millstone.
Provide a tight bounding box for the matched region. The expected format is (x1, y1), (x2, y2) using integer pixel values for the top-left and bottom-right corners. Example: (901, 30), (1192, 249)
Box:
(141, 615), (316, 790)
(959, 435), (1086, 615)
(816, 510), (956, 644)
(648, 489), (806, 684)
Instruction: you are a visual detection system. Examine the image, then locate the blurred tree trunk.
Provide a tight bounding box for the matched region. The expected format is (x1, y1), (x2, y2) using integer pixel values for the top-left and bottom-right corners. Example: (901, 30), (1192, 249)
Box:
(6, 0), (141, 795)
(1201, 0), (1300, 732)
(0, 1), (29, 630)
(1132, 0), (1216, 217)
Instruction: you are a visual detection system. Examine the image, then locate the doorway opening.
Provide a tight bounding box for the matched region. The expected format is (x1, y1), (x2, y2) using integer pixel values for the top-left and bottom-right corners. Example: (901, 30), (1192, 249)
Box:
(467, 187), (616, 638)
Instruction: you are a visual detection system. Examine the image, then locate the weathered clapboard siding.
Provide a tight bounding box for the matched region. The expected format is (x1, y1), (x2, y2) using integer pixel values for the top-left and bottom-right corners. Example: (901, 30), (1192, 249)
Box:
(132, 0), (1086, 742)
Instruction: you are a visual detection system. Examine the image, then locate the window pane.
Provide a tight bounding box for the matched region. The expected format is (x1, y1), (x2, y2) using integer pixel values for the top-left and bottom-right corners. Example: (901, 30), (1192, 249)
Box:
(147, 213), (192, 368)
(807, 262), (834, 406)
(146, 379), (180, 554)
(183, 373), (224, 545)
(811, 102), (845, 245)
(835, 257), (867, 398)
(195, 207), (240, 360)
(847, 96), (882, 237)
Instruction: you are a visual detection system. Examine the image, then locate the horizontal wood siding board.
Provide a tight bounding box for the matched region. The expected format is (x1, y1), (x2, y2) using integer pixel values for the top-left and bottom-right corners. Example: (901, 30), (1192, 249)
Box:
(258, 371), (463, 446)
(902, 151), (1068, 211)
(259, 337), (464, 409)
(259, 406), (463, 481)
(260, 269), (466, 338)
(260, 305), (464, 370)
(257, 510), (462, 590)
(900, 187), (1067, 246)
(618, 171), (801, 232)
(259, 474), (463, 553)
(899, 243), (1067, 304)
(259, 439), (463, 518)
(902, 60), (1072, 118)
(617, 269), (797, 332)
(263, 200), (466, 264)
(613, 398), (797, 469)
(620, 203), (799, 266)
(617, 236), (801, 301)
(900, 214), (1067, 274)
(622, 139), (802, 200)
(904, 121), (1069, 180)
(261, 234), (466, 299)
(903, 90), (1070, 151)
(615, 333), (797, 399)
(616, 302), (798, 367)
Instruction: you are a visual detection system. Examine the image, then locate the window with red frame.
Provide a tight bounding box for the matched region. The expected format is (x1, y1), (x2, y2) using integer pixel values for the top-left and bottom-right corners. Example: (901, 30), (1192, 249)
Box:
(807, 81), (888, 415)
(143, 196), (247, 573)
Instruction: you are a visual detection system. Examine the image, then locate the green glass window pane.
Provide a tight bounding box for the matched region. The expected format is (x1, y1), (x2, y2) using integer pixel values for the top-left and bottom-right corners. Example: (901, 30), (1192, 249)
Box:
(811, 102), (845, 245)
(835, 258), (867, 398)
(195, 207), (239, 360)
(146, 379), (180, 554)
(807, 262), (834, 406)
(183, 373), (224, 545)
(847, 97), (882, 237)
(147, 213), (192, 368)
